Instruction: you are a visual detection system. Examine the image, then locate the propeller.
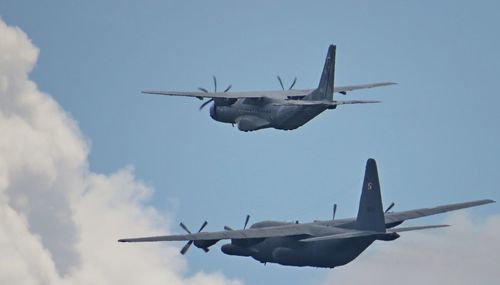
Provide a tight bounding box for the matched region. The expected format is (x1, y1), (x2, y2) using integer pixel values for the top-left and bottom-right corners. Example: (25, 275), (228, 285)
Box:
(277, 75), (297, 90)
(243, 214), (250, 229)
(199, 98), (214, 110)
(198, 76), (232, 111)
(385, 202), (395, 213)
(332, 203), (338, 220)
(289, 77), (297, 90)
(179, 221), (208, 255)
(224, 214), (250, 231)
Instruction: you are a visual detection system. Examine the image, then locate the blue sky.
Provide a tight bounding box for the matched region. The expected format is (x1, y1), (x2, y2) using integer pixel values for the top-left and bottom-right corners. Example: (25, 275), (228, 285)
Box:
(1, 1), (499, 284)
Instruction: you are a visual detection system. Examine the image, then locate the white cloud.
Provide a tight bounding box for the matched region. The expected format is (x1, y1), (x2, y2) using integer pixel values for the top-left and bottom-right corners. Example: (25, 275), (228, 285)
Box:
(321, 212), (500, 284)
(0, 18), (241, 285)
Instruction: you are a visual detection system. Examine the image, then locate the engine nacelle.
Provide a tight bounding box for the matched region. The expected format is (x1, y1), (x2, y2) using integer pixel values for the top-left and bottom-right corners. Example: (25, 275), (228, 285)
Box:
(221, 244), (256, 257)
(194, 239), (219, 250)
(214, 98), (237, 106)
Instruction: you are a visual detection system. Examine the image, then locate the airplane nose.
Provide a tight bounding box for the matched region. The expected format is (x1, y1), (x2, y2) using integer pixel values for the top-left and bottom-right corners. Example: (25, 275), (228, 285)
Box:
(209, 104), (216, 120)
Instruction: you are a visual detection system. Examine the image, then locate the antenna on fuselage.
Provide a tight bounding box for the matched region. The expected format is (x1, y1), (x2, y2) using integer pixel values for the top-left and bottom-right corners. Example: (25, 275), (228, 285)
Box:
(333, 203), (338, 220)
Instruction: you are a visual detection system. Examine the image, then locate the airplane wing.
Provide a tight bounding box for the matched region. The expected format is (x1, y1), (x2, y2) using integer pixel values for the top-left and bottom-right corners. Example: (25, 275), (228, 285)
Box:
(334, 82), (396, 94)
(142, 89), (312, 100)
(384, 199), (495, 225)
(142, 82), (395, 100)
(119, 223), (352, 243)
(119, 200), (493, 244)
(317, 199), (495, 227)
(120, 224), (312, 243)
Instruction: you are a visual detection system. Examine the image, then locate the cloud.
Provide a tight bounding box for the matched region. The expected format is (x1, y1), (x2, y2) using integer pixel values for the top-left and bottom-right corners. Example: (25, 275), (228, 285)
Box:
(0, 18), (241, 285)
(321, 212), (500, 284)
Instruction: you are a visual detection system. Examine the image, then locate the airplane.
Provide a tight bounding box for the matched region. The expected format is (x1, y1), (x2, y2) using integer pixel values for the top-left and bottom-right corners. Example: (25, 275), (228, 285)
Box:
(143, 45), (396, 132)
(118, 159), (495, 268)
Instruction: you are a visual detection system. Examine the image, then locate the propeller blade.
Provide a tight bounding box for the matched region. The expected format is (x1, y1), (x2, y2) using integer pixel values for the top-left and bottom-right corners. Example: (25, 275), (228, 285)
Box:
(243, 214), (250, 229)
(180, 222), (191, 234)
(333, 203), (337, 220)
(224, 85), (232, 92)
(199, 98), (214, 111)
(289, 77), (297, 90)
(179, 221), (208, 255)
(213, 76), (217, 93)
(385, 202), (395, 213)
(198, 87), (209, 93)
(198, 221), (208, 232)
(224, 226), (233, 231)
(277, 75), (285, 90)
(180, 240), (193, 255)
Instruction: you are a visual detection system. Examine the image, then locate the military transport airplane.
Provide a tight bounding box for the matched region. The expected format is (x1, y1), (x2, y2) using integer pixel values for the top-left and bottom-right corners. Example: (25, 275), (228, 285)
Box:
(143, 45), (396, 131)
(119, 159), (494, 268)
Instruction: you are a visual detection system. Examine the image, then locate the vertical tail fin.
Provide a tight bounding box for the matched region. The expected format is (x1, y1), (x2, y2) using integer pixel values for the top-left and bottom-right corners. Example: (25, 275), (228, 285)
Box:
(355, 159), (386, 232)
(308, 45), (336, 101)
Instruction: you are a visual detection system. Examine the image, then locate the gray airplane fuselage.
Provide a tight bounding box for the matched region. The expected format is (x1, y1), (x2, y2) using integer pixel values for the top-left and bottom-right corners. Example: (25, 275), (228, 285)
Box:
(209, 97), (331, 131)
(220, 220), (377, 268)
(250, 236), (373, 268)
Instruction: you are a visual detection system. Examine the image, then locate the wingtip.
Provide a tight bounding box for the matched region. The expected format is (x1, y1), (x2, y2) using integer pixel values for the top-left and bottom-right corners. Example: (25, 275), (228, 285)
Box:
(142, 90), (162, 95)
(476, 199), (496, 205)
(380, 82), (397, 87)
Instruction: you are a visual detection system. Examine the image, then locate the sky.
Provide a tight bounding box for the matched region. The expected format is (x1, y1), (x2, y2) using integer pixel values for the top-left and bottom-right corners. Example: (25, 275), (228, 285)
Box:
(1, 1), (499, 284)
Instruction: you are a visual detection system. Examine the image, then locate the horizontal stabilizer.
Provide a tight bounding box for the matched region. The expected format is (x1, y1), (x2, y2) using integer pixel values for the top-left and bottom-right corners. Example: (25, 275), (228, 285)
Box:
(387, 224), (449, 233)
(334, 82), (397, 94)
(272, 99), (381, 107)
